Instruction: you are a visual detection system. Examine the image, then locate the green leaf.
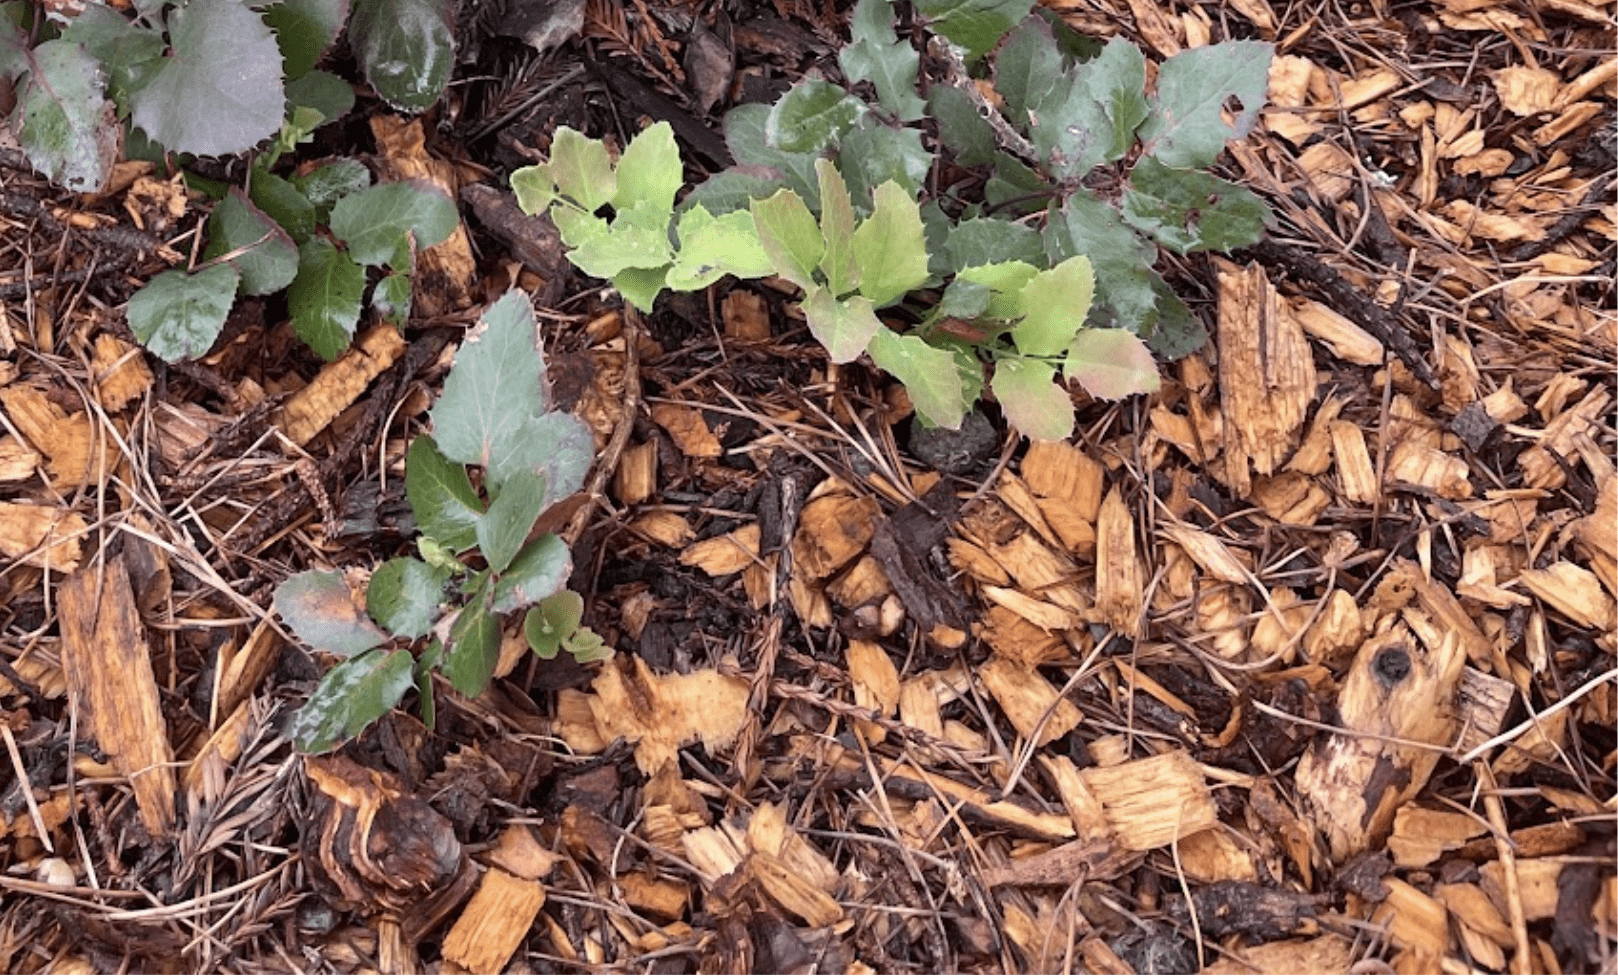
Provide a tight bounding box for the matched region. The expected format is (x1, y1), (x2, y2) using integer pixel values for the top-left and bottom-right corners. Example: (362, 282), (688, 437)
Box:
(478, 471), (550, 575)
(722, 103), (819, 208)
(1138, 40), (1273, 169)
(443, 602), (501, 697)
(372, 271), (412, 325)
(667, 205), (776, 291)
(1139, 276), (1204, 358)
(329, 179), (458, 267)
(802, 286), (882, 363)
(614, 121), (682, 214)
(944, 217), (1044, 273)
(367, 557), (449, 639)
(492, 533), (571, 613)
(610, 265), (672, 313)
(1077, 37), (1150, 165)
(429, 290), (553, 479)
(1121, 156), (1272, 253)
(1064, 328), (1162, 399)
(839, 0), (926, 122)
(250, 169), (319, 243)
(347, 0), (453, 112)
(202, 188), (298, 296)
(414, 640), (440, 728)
(509, 164), (556, 215)
(1042, 190), (1158, 330)
(491, 412), (595, 515)
(273, 569), (389, 657)
(994, 15), (1062, 125)
(867, 328), (969, 429)
(912, 0), (1036, 60)
(564, 201), (674, 278)
(765, 78), (866, 154)
(291, 159), (372, 222)
(679, 167), (791, 218)
(750, 189), (824, 292)
(404, 434), (483, 550)
(983, 153), (1050, 215)
(956, 260), (1038, 320)
(127, 264), (240, 362)
(1014, 255), (1094, 357)
(263, 0), (347, 80)
(927, 86), (996, 168)
(288, 648), (415, 753)
(523, 590), (583, 659)
(816, 160), (860, 297)
(548, 126), (616, 212)
(288, 238), (365, 359)
(850, 181), (928, 308)
(12, 39), (119, 192)
(59, 6), (164, 116)
(837, 122), (932, 206)
(284, 69), (354, 123)
(991, 357), (1073, 441)
(129, 0), (285, 157)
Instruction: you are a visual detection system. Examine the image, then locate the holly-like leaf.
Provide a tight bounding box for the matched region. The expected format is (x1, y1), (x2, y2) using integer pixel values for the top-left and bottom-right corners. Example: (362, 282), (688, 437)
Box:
(751, 188), (824, 291)
(129, 0), (285, 157)
(288, 238), (365, 360)
(944, 217), (1044, 273)
(839, 0), (926, 122)
(404, 434), (483, 550)
(837, 122), (932, 206)
(667, 205), (775, 291)
(347, 0), (452, 112)
(429, 290), (553, 483)
(1064, 328), (1162, 399)
(991, 357), (1073, 441)
(678, 166), (791, 218)
(127, 264), (240, 362)
(287, 648), (415, 753)
(329, 180), (458, 267)
(524, 590), (583, 659)
(547, 126), (617, 212)
(1121, 155), (1272, 253)
(927, 86), (997, 168)
(850, 180), (928, 308)
(442, 601), (501, 697)
(1014, 255), (1094, 357)
(1042, 190), (1158, 328)
(12, 39), (120, 193)
(765, 78), (866, 154)
(994, 15), (1062, 125)
(721, 103), (820, 208)
(867, 328), (969, 429)
(263, 0), (348, 80)
(492, 533), (571, 613)
(1079, 37), (1150, 165)
(911, 0), (1035, 60)
(1138, 40), (1273, 169)
(816, 160), (860, 297)
(956, 260), (1039, 320)
(202, 188), (299, 296)
(564, 200), (675, 279)
(803, 286), (883, 363)
(274, 569), (389, 657)
(1138, 277), (1204, 358)
(614, 121), (682, 214)
(367, 557), (449, 639)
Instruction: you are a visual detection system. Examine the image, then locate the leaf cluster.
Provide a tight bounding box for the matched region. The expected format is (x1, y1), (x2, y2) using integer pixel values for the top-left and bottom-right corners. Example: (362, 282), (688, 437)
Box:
(274, 291), (606, 753)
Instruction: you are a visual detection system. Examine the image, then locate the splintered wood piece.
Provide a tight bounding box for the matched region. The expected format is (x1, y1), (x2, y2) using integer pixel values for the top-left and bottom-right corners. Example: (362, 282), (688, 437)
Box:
(368, 116), (476, 318)
(0, 503), (86, 572)
(982, 585), (1080, 631)
(1286, 395), (1344, 476)
(90, 334), (153, 412)
(1302, 588), (1364, 667)
(1160, 523), (1251, 583)
(1481, 857), (1564, 922)
(1574, 473), (1616, 591)
(845, 640), (900, 744)
(1296, 621), (1465, 862)
(1289, 298), (1385, 365)
(1387, 805), (1488, 868)
(650, 403), (722, 458)
(1372, 877), (1451, 955)
(996, 472), (1059, 548)
(791, 493), (880, 579)
(1520, 388), (1611, 489)
(485, 824), (560, 881)
(0, 435), (40, 481)
(276, 325), (407, 446)
(614, 440), (658, 506)
(629, 510), (694, 548)
(982, 531), (1087, 611)
(1435, 882), (1515, 948)
(978, 835), (1140, 888)
(1518, 561), (1617, 630)
(979, 657), (1082, 746)
(619, 870), (690, 920)
(877, 757), (1076, 842)
(1201, 934), (1355, 975)
(722, 289), (771, 340)
(212, 616), (281, 726)
(1023, 438), (1104, 521)
(0, 384), (96, 489)
(747, 801), (840, 893)
(679, 523), (761, 576)
(976, 604), (1067, 667)
(1387, 440), (1472, 498)
(1216, 260), (1315, 496)
(751, 850), (843, 926)
(1329, 420), (1380, 504)
(441, 868), (546, 974)
(580, 657), (750, 773)
(1094, 486), (1143, 636)
(1251, 472), (1331, 524)
(1454, 666), (1517, 755)
(58, 557), (175, 835)
(1079, 751), (1217, 851)
(1177, 826), (1258, 883)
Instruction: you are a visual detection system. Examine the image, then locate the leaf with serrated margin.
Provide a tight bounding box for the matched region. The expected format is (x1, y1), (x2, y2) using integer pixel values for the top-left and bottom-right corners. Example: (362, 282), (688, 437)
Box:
(1121, 155), (1271, 254)
(992, 357), (1073, 441)
(615, 121), (682, 214)
(850, 181), (928, 308)
(367, 557), (450, 639)
(264, 0), (349, 81)
(127, 264), (240, 362)
(944, 217), (1044, 273)
(867, 328), (969, 429)
(668, 205), (775, 290)
(404, 434), (482, 550)
(803, 286), (883, 363)
(129, 0), (284, 157)
(288, 238), (364, 360)
(493, 533), (571, 612)
(1041, 190), (1157, 328)
(722, 104), (820, 208)
(1064, 328), (1161, 399)
(329, 179), (458, 267)
(1014, 255), (1094, 357)
(839, 0), (926, 122)
(348, 0), (452, 111)
(751, 188), (824, 291)
(203, 188), (298, 296)
(912, 0), (1035, 60)
(288, 648), (414, 753)
(292, 159), (371, 223)
(274, 569), (389, 657)
(251, 169), (319, 243)
(429, 290), (550, 478)
(14, 39), (119, 192)
(837, 122), (932, 206)
(927, 86), (996, 168)
(548, 126), (617, 211)
(956, 260), (1038, 320)
(994, 15), (1061, 125)
(765, 78), (867, 154)
(816, 159), (860, 296)
(679, 166), (792, 218)
(1138, 40), (1273, 169)
(1081, 37), (1149, 165)
(60, 6), (164, 116)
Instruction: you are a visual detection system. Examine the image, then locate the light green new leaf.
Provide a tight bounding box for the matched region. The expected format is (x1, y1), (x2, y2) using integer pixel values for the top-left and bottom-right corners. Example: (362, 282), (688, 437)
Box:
(956, 260), (1039, 320)
(614, 121), (683, 214)
(839, 0), (926, 122)
(329, 180), (458, 268)
(816, 160), (860, 296)
(548, 127), (617, 212)
(13, 39), (119, 193)
(992, 357), (1074, 441)
(1014, 256), (1094, 357)
(765, 78), (867, 154)
(850, 181), (928, 308)
(867, 328), (969, 429)
(127, 264), (240, 362)
(611, 265), (672, 312)
(510, 164), (557, 215)
(524, 590), (583, 659)
(667, 205), (775, 290)
(202, 189), (299, 296)
(751, 189), (824, 291)
(404, 434), (483, 551)
(288, 238), (365, 360)
(1138, 40), (1273, 169)
(565, 201), (674, 279)
(1064, 328), (1162, 399)
(367, 557), (451, 640)
(803, 286), (883, 363)
(288, 648), (415, 753)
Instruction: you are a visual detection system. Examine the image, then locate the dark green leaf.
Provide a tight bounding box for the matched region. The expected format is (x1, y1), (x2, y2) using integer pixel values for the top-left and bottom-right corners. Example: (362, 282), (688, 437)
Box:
(993, 15), (1061, 125)
(273, 569), (389, 657)
(1138, 40), (1273, 169)
(443, 602), (501, 697)
(203, 188), (298, 295)
(127, 264), (240, 362)
(911, 0), (1035, 60)
(1077, 37), (1149, 165)
(291, 158), (372, 221)
(404, 434), (483, 550)
(927, 86), (996, 168)
(347, 0), (453, 112)
(284, 69), (354, 123)
(13, 39), (119, 192)
(249, 169), (319, 243)
(59, 6), (164, 115)
(329, 179), (458, 267)
(765, 78), (866, 154)
(429, 290), (551, 477)
(1121, 155), (1271, 253)
(129, 0), (285, 156)
(679, 166), (791, 218)
(944, 217), (1044, 272)
(837, 122), (932, 207)
(489, 411), (595, 513)
(372, 271), (412, 325)
(983, 154), (1050, 215)
(263, 0), (347, 80)
(839, 0), (926, 122)
(1041, 190), (1159, 331)
(722, 103), (819, 208)
(1139, 275), (1204, 358)
(478, 471), (550, 575)
(288, 648), (414, 753)
(288, 238), (365, 359)
(523, 590), (582, 659)
(367, 557), (449, 639)
(492, 533), (571, 613)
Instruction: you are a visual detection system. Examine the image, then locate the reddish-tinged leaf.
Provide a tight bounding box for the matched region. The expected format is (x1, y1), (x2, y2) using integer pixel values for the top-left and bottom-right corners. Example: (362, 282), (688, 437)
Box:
(992, 357), (1073, 441)
(1064, 329), (1161, 400)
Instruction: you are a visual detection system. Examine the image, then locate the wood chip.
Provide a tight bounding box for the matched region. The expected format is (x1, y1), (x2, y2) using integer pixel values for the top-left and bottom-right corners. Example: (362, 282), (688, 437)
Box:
(441, 869), (546, 974)
(0, 503), (86, 572)
(1216, 261), (1315, 496)
(276, 325), (407, 446)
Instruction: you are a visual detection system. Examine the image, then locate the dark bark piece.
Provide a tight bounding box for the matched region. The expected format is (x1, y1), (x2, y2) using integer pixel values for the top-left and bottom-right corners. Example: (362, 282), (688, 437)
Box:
(1186, 880), (1323, 940)
(587, 60), (731, 168)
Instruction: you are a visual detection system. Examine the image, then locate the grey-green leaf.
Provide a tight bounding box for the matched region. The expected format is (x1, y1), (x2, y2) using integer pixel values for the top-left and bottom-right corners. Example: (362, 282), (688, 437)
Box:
(765, 78), (867, 154)
(492, 533), (571, 613)
(127, 264), (240, 362)
(13, 39), (119, 192)
(250, 169), (319, 243)
(288, 648), (415, 753)
(1138, 40), (1273, 169)
(839, 0), (926, 122)
(273, 569), (390, 657)
(367, 557), (449, 639)
(288, 238), (365, 360)
(927, 86), (997, 168)
(911, 0), (1035, 60)
(837, 122), (932, 206)
(291, 159), (372, 220)
(263, 0), (347, 80)
(404, 434), (483, 550)
(347, 0), (453, 112)
(284, 69), (354, 123)
(478, 470), (550, 575)
(944, 217), (1044, 273)
(203, 188), (299, 296)
(429, 290), (551, 476)
(329, 179), (458, 267)
(994, 15), (1062, 125)
(1121, 156), (1272, 254)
